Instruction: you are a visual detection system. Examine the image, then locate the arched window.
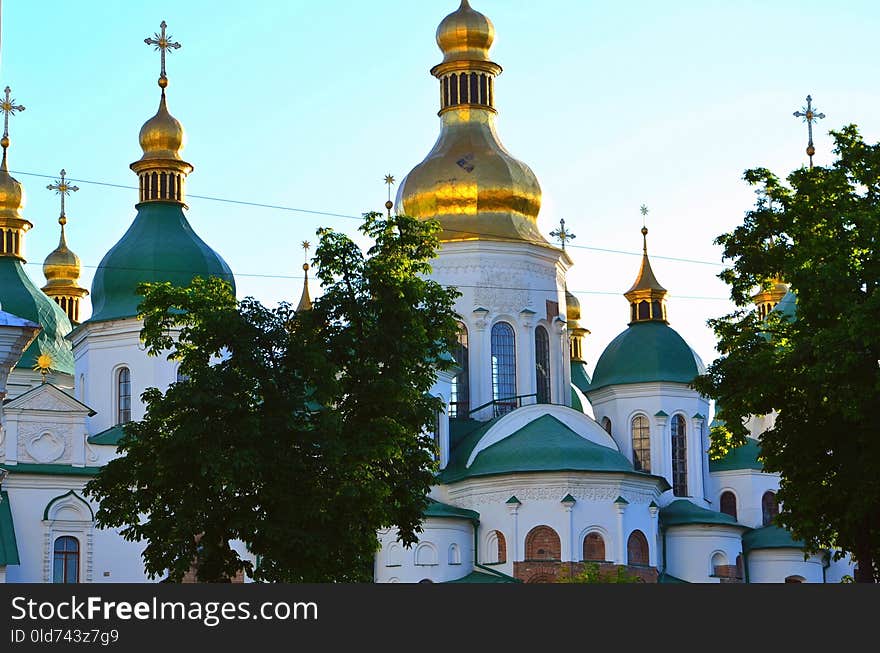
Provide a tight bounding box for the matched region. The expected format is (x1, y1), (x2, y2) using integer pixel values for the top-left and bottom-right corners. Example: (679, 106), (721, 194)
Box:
(601, 416), (612, 434)
(491, 322), (516, 416)
(117, 367), (131, 425)
(534, 325), (551, 404)
(638, 300), (650, 320)
(486, 530), (507, 564)
(450, 74), (459, 104)
(470, 72), (478, 104)
(525, 526), (561, 561)
(711, 551), (728, 576)
(448, 543), (461, 565)
(479, 74), (487, 104)
(784, 575), (805, 583)
(450, 322), (469, 418)
(386, 544), (402, 567)
(720, 491), (737, 520)
(53, 536), (80, 583)
(414, 543), (438, 566)
(762, 491), (779, 526)
(627, 530), (649, 566)
(631, 415), (651, 472)
(652, 300), (663, 320)
(459, 74), (468, 104)
(443, 76), (450, 107)
(583, 533), (606, 562)
(671, 414), (687, 496)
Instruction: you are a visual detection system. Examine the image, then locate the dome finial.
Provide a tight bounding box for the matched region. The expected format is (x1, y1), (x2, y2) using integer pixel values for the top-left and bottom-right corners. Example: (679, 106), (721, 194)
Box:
(625, 206), (668, 324)
(0, 85), (32, 260)
(43, 168), (88, 324)
(297, 241), (313, 312)
(132, 21), (192, 205)
(0, 86), (25, 168)
(384, 173), (395, 217)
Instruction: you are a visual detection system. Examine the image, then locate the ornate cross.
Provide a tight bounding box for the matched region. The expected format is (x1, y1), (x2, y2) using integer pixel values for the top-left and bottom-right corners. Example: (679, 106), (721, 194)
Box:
(47, 169), (79, 224)
(793, 95), (825, 168)
(302, 241), (311, 266)
(384, 173), (395, 215)
(550, 218), (576, 250)
(1, 86), (25, 145)
(144, 20), (181, 84)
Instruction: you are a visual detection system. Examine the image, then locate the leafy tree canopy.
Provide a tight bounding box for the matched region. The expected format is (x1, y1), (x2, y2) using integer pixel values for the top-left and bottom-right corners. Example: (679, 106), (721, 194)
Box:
(693, 126), (880, 582)
(85, 212), (461, 582)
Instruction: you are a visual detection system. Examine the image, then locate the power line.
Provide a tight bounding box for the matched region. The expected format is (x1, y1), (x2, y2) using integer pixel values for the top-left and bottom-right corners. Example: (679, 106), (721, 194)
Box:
(10, 168), (727, 268)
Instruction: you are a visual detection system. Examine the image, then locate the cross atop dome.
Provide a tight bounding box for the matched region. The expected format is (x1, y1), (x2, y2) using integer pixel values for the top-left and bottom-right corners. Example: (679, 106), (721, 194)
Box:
(144, 20), (182, 90)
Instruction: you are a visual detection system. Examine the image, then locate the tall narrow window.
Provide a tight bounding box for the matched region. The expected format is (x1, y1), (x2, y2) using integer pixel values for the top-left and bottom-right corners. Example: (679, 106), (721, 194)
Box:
(117, 367), (131, 425)
(470, 72), (478, 104)
(53, 536), (80, 583)
(631, 415), (651, 472)
(583, 533), (606, 562)
(671, 414), (687, 496)
(480, 74), (488, 105)
(535, 325), (551, 404)
(720, 491), (737, 519)
(450, 74), (459, 104)
(762, 491), (779, 526)
(491, 322), (516, 416)
(601, 416), (612, 434)
(459, 74), (468, 104)
(627, 530), (649, 566)
(450, 322), (470, 418)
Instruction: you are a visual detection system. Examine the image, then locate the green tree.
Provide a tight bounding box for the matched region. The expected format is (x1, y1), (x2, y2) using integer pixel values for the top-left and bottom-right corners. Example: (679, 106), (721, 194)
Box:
(85, 212), (461, 582)
(693, 126), (880, 582)
(556, 562), (641, 583)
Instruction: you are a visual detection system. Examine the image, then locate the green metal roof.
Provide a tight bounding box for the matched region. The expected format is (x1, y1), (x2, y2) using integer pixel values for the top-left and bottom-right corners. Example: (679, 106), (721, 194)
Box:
(505, 495), (521, 504)
(440, 414), (655, 484)
(570, 385), (585, 413)
(0, 491), (19, 566)
(571, 360), (591, 393)
(87, 423), (128, 446)
(0, 258), (74, 374)
(660, 499), (742, 528)
(742, 525), (806, 552)
(709, 438), (764, 472)
(4, 463), (101, 476)
(658, 572), (689, 583)
(423, 498), (479, 523)
(588, 321), (705, 393)
(446, 570), (518, 583)
(87, 201), (234, 323)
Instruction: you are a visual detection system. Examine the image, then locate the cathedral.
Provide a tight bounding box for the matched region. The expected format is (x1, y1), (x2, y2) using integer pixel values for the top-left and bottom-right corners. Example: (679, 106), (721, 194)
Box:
(0, 2), (855, 584)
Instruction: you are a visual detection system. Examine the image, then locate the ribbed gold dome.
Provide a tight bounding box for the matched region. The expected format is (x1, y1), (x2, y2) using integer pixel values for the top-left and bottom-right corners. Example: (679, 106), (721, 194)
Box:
(0, 157), (25, 220)
(42, 228), (81, 286)
(137, 93), (185, 161)
(566, 290), (581, 322)
(437, 0), (494, 64)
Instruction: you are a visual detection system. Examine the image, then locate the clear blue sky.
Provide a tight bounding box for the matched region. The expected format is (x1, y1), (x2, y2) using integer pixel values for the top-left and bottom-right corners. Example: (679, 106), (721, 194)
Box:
(2, 0), (878, 374)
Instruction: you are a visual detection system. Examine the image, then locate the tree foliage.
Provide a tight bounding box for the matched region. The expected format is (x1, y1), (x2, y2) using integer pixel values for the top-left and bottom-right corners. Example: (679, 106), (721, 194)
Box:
(556, 563), (641, 584)
(85, 212), (460, 582)
(693, 126), (880, 582)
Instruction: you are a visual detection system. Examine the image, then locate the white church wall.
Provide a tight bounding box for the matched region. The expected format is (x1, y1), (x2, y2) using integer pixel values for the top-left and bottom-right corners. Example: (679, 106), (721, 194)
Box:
(709, 469), (781, 529)
(71, 320), (179, 436)
(663, 524), (744, 583)
(746, 549), (825, 583)
(430, 241), (571, 420)
(588, 383), (711, 505)
(374, 519), (474, 583)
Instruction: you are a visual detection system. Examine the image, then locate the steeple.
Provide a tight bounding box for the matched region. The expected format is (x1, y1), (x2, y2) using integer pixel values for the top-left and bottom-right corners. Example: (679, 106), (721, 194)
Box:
(131, 21), (192, 205)
(566, 290), (590, 361)
(297, 241), (312, 312)
(0, 86), (32, 260)
(624, 210), (668, 324)
(396, 1), (546, 246)
(42, 170), (89, 324)
(752, 277), (789, 319)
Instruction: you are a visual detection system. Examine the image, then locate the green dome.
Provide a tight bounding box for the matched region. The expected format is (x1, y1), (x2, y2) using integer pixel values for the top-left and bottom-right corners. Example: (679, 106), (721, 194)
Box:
(0, 258), (73, 374)
(771, 290), (797, 320)
(709, 438), (764, 472)
(89, 202), (234, 323)
(588, 321), (705, 393)
(660, 499), (742, 527)
(742, 525), (805, 552)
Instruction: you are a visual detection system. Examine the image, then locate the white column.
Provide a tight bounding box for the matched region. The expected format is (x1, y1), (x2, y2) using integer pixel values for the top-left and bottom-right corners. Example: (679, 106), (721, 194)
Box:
(691, 414), (706, 501)
(654, 412), (668, 484)
(472, 308), (490, 419)
(507, 498), (521, 562)
(648, 503), (659, 567)
(561, 496), (576, 561)
(614, 498), (628, 564)
(519, 309), (535, 405)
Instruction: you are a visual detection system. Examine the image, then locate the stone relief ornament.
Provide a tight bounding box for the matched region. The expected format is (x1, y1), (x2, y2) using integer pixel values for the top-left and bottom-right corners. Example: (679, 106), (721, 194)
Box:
(24, 430), (66, 463)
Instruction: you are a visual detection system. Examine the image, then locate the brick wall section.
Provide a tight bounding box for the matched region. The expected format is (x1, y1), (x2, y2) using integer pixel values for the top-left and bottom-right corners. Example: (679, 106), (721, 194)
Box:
(714, 564), (744, 584)
(514, 561), (658, 583)
(524, 526), (561, 561)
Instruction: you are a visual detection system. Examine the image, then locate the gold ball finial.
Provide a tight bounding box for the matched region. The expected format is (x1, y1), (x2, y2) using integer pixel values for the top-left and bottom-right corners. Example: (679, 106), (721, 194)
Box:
(0, 136), (8, 149)
(806, 144), (816, 156)
(385, 200), (394, 211)
(158, 76), (168, 89)
(641, 226), (648, 237)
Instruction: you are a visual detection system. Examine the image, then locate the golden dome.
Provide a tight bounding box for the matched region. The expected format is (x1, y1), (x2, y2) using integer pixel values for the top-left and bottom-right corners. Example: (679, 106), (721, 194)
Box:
(137, 92), (185, 161)
(566, 290), (581, 322)
(0, 152), (25, 221)
(42, 226), (81, 286)
(437, 0), (495, 64)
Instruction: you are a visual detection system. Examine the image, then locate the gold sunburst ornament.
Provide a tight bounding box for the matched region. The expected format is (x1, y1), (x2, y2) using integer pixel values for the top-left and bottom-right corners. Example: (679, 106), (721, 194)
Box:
(34, 353), (53, 383)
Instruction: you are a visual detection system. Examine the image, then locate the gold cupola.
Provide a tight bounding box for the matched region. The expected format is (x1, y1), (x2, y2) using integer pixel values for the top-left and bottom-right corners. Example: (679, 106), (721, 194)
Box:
(42, 170), (88, 324)
(0, 86), (32, 261)
(752, 277), (789, 319)
(396, 1), (547, 246)
(566, 289), (590, 362)
(130, 21), (193, 205)
(625, 226), (669, 324)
